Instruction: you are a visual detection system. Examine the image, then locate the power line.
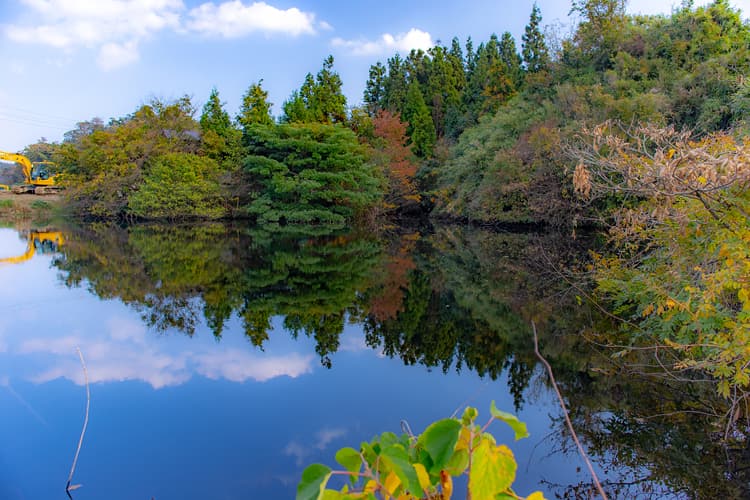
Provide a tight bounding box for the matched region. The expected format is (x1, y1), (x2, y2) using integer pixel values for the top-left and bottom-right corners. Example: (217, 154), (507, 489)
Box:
(0, 105), (78, 123)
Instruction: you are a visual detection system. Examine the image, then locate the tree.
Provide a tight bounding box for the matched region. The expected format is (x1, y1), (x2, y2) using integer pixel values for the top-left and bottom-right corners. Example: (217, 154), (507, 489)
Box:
(237, 80), (274, 129)
(243, 123), (382, 224)
(371, 110), (421, 209)
(281, 56), (347, 124)
(569, 0), (627, 70)
(200, 87), (233, 138)
(384, 54), (409, 113)
(499, 32), (523, 89)
(313, 55), (347, 123)
(403, 81), (436, 158)
(364, 61), (387, 114)
(128, 152), (224, 219)
(522, 4), (549, 72)
(200, 87), (241, 163)
(571, 122), (750, 400)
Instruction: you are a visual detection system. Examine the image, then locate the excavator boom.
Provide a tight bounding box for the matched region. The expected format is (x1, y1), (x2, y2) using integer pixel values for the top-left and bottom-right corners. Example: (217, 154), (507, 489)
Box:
(0, 150), (59, 194)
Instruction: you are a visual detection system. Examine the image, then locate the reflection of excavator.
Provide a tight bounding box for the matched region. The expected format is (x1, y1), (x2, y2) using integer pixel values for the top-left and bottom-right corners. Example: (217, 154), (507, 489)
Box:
(0, 230), (64, 265)
(0, 151), (60, 194)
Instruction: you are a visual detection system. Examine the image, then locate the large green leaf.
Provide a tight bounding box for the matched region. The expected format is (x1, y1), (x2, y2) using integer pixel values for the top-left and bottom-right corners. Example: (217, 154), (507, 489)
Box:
(490, 401), (529, 440)
(418, 418), (461, 472)
(335, 447), (361, 484)
(297, 463), (332, 500)
(335, 447), (361, 475)
(468, 440), (517, 500)
(380, 443), (424, 498)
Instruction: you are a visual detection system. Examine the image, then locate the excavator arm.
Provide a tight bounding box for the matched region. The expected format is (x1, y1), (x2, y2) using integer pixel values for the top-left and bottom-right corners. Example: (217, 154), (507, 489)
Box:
(0, 150), (59, 193)
(0, 150), (33, 182)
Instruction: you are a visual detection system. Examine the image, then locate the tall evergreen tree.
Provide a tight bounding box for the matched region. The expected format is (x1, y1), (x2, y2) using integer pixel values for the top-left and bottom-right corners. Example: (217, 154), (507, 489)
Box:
(200, 87), (233, 138)
(364, 62), (387, 114)
(238, 80), (274, 130)
(314, 55), (347, 123)
(522, 4), (550, 72)
(403, 81), (436, 158)
(282, 57), (347, 124)
(384, 54), (409, 113)
(499, 32), (523, 88)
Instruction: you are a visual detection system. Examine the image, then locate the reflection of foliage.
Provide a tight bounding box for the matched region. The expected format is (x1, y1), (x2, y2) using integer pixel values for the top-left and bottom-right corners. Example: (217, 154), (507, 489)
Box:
(547, 356), (750, 498)
(365, 226), (595, 409)
(54, 222), (384, 365)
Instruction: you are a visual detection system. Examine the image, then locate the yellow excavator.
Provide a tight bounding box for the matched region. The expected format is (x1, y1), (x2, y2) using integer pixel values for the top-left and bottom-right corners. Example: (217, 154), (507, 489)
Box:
(0, 151), (60, 194)
(0, 230), (64, 265)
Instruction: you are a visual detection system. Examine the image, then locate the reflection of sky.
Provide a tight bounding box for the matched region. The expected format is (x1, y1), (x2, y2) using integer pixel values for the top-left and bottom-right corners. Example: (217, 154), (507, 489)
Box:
(0, 227), (611, 500)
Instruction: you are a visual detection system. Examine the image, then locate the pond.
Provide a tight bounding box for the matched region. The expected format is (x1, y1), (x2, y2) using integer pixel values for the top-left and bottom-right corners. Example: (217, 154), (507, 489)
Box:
(0, 222), (746, 499)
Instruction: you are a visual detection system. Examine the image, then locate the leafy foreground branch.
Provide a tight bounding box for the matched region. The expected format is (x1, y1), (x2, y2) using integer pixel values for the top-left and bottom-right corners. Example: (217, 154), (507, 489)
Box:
(296, 402), (544, 500)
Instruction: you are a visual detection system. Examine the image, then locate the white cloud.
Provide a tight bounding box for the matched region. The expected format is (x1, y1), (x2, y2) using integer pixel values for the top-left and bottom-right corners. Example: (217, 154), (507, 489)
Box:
(331, 28), (434, 56)
(5, 0), (183, 70)
(97, 40), (140, 70)
(186, 1), (317, 37)
(5, 0), (321, 69)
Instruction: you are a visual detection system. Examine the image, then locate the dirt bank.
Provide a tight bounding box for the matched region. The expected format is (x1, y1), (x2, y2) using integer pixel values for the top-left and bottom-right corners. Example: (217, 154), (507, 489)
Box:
(0, 191), (64, 221)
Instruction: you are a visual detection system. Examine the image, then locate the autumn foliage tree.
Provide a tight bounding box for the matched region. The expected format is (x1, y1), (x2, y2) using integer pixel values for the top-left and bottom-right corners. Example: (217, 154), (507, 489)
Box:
(571, 122), (750, 402)
(371, 110), (421, 212)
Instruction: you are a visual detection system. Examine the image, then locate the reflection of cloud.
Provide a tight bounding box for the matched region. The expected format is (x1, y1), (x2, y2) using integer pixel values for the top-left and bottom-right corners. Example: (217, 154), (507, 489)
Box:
(285, 427), (347, 466)
(315, 428), (346, 450)
(13, 315), (314, 389)
(195, 350), (313, 382)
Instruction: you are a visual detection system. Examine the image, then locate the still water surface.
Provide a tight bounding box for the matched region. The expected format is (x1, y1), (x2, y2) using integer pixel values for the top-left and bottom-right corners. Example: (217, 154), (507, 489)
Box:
(0, 222), (744, 499)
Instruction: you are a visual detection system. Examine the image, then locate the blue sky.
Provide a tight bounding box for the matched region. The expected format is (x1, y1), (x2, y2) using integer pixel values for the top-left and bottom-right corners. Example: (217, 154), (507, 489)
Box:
(1, 0), (748, 151)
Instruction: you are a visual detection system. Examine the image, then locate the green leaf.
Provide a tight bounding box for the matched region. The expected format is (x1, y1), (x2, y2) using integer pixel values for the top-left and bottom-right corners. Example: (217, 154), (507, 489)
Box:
(380, 444), (424, 498)
(418, 418), (461, 473)
(335, 447), (361, 483)
(297, 464), (332, 500)
(444, 448), (469, 476)
(490, 401), (529, 440)
(469, 440), (517, 500)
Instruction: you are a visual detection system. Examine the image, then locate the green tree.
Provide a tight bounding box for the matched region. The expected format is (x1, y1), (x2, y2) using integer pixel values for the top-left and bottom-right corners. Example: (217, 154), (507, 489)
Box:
(384, 54), (409, 113)
(281, 56), (347, 124)
(128, 152), (224, 219)
(522, 4), (549, 72)
(200, 87), (233, 138)
(243, 123), (383, 224)
(314, 55), (347, 123)
(364, 61), (387, 114)
(403, 81), (436, 158)
(200, 87), (241, 164)
(499, 32), (523, 89)
(237, 80), (274, 129)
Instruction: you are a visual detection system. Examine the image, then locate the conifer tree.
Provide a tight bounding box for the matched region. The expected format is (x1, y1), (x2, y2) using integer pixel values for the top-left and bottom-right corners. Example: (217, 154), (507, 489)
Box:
(403, 81), (436, 157)
(364, 62), (387, 114)
(499, 32), (523, 88)
(200, 87), (233, 138)
(237, 80), (274, 130)
(522, 4), (549, 72)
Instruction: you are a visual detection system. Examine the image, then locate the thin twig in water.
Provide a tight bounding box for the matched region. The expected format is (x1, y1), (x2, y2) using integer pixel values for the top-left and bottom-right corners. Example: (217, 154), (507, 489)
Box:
(532, 321), (608, 500)
(66, 347), (90, 499)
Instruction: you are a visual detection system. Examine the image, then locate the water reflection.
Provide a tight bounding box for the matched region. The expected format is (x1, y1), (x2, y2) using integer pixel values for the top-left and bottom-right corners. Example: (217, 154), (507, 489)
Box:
(1, 222), (748, 498)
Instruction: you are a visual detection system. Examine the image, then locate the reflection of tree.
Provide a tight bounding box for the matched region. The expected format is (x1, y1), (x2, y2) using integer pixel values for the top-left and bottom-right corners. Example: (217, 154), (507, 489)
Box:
(54, 223), (384, 365)
(364, 226), (594, 408)
(545, 359), (750, 498)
